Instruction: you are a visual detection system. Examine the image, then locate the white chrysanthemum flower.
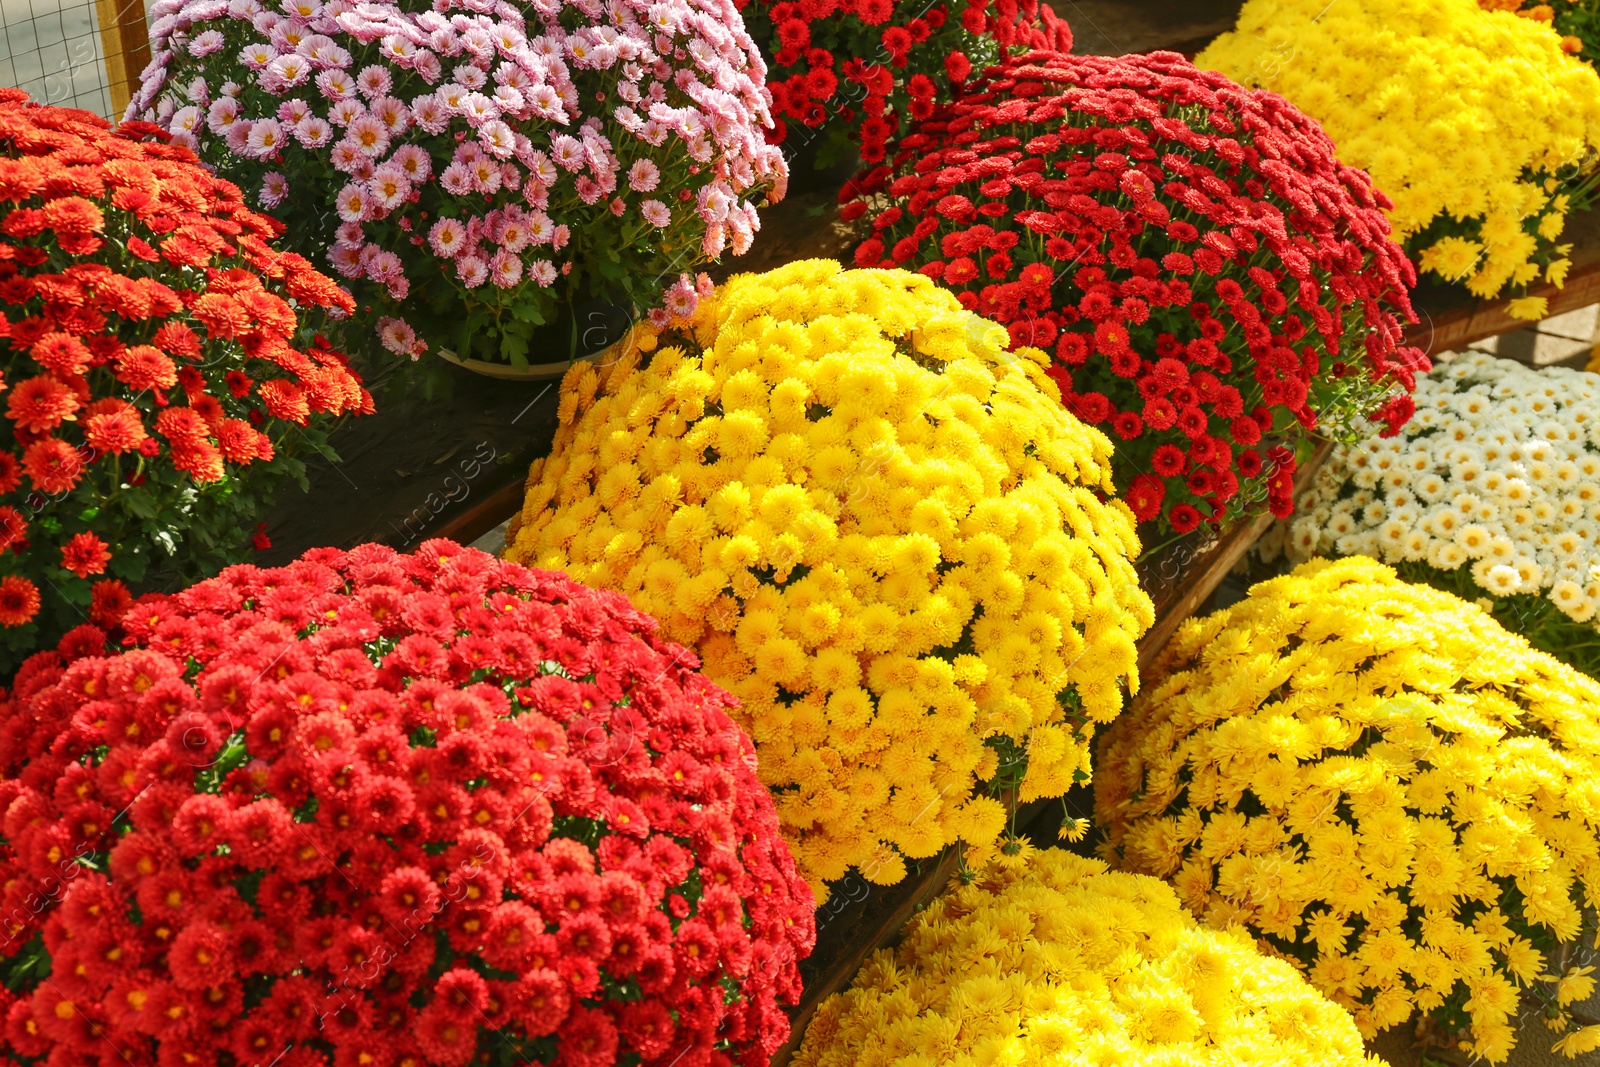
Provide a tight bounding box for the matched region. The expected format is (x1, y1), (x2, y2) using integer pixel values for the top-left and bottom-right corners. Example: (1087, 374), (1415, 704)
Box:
(1571, 595), (1599, 623)
(1291, 519), (1320, 556)
(1456, 524), (1491, 556)
(1416, 474), (1448, 501)
(1270, 351), (1600, 632)
(1486, 563), (1523, 595)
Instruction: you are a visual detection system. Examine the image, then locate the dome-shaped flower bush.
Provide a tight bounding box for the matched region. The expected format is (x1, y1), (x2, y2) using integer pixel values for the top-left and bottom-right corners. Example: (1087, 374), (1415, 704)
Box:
(794, 846), (1380, 1067)
(131, 0), (786, 377)
(0, 541), (814, 1067)
(506, 260), (1154, 893)
(1479, 0), (1590, 59)
(843, 51), (1428, 538)
(738, 0), (1070, 166)
(1096, 556), (1600, 1062)
(0, 90), (371, 671)
(1262, 351), (1600, 679)
(1200, 0), (1600, 320)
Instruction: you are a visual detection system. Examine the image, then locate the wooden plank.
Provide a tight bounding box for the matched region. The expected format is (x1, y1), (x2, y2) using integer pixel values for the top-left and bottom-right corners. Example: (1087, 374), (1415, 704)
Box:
(93, 0), (151, 118)
(1135, 439), (1332, 673)
(766, 850), (963, 1067)
(1066, 0), (1241, 58)
(417, 479), (525, 550)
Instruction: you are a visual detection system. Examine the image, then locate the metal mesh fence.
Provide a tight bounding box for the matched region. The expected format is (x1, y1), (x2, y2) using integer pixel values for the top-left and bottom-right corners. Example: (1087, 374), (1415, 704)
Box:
(0, 0), (150, 120)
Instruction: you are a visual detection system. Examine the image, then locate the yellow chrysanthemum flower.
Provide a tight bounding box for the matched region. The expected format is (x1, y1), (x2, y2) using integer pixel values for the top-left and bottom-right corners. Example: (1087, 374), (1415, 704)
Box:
(1200, 0), (1600, 310)
(794, 848), (1383, 1067)
(506, 260), (1154, 895)
(1096, 557), (1600, 1061)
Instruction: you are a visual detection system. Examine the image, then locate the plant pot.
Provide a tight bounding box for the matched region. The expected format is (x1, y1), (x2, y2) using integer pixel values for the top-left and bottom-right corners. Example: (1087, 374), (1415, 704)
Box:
(436, 348), (576, 380)
(436, 296), (638, 380)
(781, 128), (860, 198)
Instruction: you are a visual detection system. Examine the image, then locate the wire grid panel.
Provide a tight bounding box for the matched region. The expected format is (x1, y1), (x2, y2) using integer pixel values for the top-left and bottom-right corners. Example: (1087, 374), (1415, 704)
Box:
(1, 0), (151, 120)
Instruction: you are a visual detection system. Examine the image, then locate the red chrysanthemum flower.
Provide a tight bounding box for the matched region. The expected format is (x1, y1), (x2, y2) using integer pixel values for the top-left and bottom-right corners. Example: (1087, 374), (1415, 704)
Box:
(59, 531), (111, 578)
(0, 542), (814, 1067)
(112, 344), (179, 391)
(21, 436), (84, 494)
(844, 50), (1431, 536)
(30, 331), (92, 375)
(1125, 473), (1166, 523)
(88, 578), (133, 626)
(5, 374), (78, 433)
(0, 574), (40, 626)
(81, 400), (147, 454)
(0, 507), (25, 552)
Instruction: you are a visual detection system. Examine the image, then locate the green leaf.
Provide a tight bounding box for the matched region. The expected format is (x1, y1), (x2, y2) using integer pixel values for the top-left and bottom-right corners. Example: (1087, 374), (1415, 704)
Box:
(505, 341), (530, 370)
(196, 733), (251, 794)
(109, 550), (147, 583)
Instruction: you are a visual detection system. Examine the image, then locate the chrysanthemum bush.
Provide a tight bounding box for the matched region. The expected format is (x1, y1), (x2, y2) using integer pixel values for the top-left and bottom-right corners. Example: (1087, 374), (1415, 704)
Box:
(0, 540), (813, 1067)
(1479, 0), (1590, 59)
(843, 51), (1428, 539)
(794, 845), (1379, 1067)
(0, 90), (371, 670)
(1260, 350), (1600, 679)
(1096, 557), (1600, 1062)
(735, 0), (1071, 167)
(1200, 0), (1600, 320)
(132, 0), (786, 379)
(505, 260), (1154, 893)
